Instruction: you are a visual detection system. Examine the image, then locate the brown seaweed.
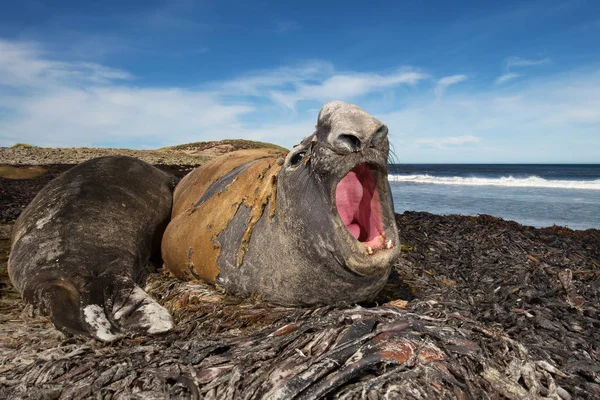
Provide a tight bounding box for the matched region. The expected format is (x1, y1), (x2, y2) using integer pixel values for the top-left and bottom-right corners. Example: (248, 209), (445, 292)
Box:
(1, 165), (598, 399)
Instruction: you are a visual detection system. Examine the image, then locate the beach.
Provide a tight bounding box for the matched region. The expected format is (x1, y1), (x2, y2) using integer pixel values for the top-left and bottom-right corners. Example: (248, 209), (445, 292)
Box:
(1, 145), (599, 398)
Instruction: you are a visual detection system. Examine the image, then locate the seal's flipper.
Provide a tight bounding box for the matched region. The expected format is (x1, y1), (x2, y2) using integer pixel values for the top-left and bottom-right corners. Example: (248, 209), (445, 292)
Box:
(111, 284), (173, 335)
(36, 279), (172, 342)
(35, 279), (121, 342)
(36, 280), (88, 337)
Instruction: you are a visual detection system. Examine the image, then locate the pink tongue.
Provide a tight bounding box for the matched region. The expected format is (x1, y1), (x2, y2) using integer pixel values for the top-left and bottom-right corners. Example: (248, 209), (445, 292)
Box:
(335, 165), (383, 243)
(336, 170), (363, 232)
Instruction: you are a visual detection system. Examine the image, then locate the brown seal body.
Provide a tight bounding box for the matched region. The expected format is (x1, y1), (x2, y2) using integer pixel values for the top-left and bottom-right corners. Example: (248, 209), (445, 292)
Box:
(163, 149), (285, 283)
(162, 101), (402, 306)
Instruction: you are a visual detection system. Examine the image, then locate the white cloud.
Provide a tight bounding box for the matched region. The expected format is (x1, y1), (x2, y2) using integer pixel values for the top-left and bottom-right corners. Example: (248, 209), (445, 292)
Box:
(384, 69), (600, 163)
(435, 74), (468, 97)
(437, 75), (468, 86)
(0, 39), (426, 149)
(269, 70), (427, 110)
(217, 61), (334, 96)
(0, 39), (258, 148)
(506, 56), (550, 68)
(0, 40), (132, 90)
(495, 56), (550, 85)
(2, 87), (257, 147)
(495, 73), (521, 84)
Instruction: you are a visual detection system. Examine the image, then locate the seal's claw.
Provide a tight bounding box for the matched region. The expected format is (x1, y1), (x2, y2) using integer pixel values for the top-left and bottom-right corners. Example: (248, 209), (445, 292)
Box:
(111, 285), (174, 335)
(82, 304), (121, 342)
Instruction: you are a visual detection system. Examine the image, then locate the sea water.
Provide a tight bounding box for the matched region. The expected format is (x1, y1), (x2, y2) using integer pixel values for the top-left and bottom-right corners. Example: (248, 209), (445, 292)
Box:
(389, 164), (600, 230)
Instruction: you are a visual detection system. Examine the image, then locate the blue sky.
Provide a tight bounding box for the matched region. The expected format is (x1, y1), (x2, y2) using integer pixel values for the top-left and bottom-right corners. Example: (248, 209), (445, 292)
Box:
(0, 0), (599, 163)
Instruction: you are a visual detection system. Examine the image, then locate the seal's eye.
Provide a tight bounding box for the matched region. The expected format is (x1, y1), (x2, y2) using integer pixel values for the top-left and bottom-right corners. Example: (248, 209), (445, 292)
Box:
(288, 151), (306, 168)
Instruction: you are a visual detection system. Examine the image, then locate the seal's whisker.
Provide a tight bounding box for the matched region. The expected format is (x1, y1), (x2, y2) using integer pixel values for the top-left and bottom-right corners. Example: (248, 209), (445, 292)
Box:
(388, 143), (401, 176)
(298, 166), (314, 202)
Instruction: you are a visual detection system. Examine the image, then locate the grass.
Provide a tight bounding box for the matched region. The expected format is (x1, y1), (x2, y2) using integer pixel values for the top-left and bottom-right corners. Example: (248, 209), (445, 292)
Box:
(161, 139), (288, 152)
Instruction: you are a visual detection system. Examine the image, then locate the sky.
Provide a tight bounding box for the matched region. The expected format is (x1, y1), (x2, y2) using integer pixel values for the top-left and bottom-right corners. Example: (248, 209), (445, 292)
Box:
(0, 0), (599, 163)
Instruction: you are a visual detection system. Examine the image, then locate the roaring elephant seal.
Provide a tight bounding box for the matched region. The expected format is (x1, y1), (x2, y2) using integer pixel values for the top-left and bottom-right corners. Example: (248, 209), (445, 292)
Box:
(162, 100), (401, 305)
(8, 101), (401, 341)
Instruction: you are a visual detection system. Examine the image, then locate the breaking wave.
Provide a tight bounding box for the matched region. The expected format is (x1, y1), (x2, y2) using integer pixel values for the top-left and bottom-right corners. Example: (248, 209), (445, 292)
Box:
(388, 174), (600, 190)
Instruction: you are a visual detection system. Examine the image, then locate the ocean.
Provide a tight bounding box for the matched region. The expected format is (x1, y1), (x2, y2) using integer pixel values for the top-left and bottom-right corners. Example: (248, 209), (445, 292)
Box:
(388, 164), (600, 231)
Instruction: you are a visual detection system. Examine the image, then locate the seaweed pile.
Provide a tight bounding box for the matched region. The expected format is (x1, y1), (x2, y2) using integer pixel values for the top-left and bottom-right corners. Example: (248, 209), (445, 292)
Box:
(1, 165), (599, 399)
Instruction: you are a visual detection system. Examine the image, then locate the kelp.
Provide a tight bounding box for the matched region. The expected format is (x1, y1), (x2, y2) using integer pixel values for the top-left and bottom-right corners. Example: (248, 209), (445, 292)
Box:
(0, 164), (598, 399)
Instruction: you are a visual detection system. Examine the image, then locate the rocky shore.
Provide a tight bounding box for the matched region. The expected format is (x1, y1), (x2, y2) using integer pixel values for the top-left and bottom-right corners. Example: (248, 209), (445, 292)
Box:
(1, 143), (598, 399)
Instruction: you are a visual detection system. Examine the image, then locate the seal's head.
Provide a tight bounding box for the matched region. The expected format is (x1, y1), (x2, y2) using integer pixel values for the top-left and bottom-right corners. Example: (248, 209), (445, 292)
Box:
(278, 101), (401, 280)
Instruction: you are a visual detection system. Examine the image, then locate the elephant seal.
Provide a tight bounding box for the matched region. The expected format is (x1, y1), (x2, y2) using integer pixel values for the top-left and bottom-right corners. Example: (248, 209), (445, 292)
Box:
(162, 100), (401, 305)
(8, 156), (175, 341)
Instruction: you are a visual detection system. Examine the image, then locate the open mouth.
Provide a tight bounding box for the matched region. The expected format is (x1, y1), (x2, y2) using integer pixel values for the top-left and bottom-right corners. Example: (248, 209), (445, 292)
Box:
(335, 163), (393, 254)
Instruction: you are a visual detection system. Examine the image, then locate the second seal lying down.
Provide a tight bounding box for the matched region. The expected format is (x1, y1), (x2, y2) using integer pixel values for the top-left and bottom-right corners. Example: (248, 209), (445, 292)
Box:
(8, 101), (402, 341)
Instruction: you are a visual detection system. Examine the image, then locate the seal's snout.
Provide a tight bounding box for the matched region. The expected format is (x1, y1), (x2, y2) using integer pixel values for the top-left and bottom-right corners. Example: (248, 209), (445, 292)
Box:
(334, 133), (363, 153)
(329, 124), (389, 154)
(335, 163), (394, 254)
(330, 124), (389, 154)
(319, 101), (389, 155)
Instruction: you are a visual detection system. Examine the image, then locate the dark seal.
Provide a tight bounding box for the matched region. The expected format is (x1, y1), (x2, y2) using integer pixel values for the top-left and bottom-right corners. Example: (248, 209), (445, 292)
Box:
(8, 156), (175, 341)
(9, 101), (402, 340)
(162, 101), (401, 306)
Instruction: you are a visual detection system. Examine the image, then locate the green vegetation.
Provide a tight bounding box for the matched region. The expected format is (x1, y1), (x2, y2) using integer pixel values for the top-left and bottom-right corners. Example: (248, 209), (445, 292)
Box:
(161, 139), (288, 152)
(10, 143), (37, 149)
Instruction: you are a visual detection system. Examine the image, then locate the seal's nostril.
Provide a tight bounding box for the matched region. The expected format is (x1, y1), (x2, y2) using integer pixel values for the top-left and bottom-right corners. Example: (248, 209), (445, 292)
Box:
(338, 134), (362, 152)
(371, 125), (388, 147)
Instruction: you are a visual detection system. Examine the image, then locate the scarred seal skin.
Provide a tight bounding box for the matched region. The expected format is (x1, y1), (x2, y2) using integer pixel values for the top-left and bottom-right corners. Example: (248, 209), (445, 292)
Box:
(8, 156), (176, 341)
(162, 101), (402, 306)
